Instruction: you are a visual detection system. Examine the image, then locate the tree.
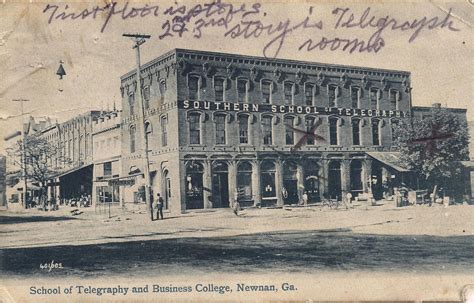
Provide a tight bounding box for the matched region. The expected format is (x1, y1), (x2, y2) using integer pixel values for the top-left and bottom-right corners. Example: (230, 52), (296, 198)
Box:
(6, 135), (67, 208)
(393, 108), (470, 198)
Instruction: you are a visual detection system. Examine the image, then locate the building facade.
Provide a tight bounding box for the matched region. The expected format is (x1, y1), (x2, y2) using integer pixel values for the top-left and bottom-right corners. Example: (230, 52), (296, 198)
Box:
(91, 110), (122, 206)
(119, 49), (444, 215)
(37, 111), (101, 203)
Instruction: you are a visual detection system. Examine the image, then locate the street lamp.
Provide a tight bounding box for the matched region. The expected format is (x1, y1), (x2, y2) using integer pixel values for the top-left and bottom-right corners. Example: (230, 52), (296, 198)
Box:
(122, 33), (153, 221)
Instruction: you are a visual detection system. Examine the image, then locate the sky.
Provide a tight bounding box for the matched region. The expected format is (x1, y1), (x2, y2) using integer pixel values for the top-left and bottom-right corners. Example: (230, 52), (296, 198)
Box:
(0, 0), (473, 155)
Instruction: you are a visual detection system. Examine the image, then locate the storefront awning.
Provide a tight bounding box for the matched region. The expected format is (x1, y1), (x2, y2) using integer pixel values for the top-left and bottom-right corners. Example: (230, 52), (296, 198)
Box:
(461, 161), (474, 170)
(55, 163), (93, 178)
(367, 152), (411, 172)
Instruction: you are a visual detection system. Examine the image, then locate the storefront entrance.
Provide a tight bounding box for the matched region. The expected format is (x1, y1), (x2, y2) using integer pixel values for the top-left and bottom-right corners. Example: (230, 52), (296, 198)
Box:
(283, 160), (299, 205)
(328, 161), (342, 200)
(185, 162), (204, 209)
(260, 161), (276, 206)
(350, 160), (363, 198)
(371, 161), (383, 200)
(303, 159), (320, 203)
(237, 161), (253, 207)
(211, 161), (229, 208)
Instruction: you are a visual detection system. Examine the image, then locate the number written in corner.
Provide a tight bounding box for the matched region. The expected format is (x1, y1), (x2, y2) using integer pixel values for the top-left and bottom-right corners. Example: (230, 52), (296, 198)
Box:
(40, 260), (63, 272)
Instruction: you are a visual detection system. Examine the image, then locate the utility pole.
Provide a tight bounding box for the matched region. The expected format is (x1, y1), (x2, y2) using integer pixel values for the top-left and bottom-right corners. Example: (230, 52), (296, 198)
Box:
(12, 98), (30, 209)
(122, 33), (153, 221)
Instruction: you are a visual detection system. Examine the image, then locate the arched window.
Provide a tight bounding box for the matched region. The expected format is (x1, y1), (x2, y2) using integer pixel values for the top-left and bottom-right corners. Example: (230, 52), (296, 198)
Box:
(261, 161), (276, 199)
(188, 75), (200, 101)
(161, 116), (168, 147)
(389, 89), (399, 110)
(237, 161), (253, 201)
(305, 116), (316, 145)
(284, 81), (294, 105)
(391, 119), (399, 143)
(128, 93), (135, 116)
(159, 79), (167, 96)
(352, 118), (361, 146)
(261, 115), (273, 145)
(350, 160), (363, 193)
(261, 80), (272, 104)
(143, 86), (150, 109)
(215, 114), (226, 145)
(372, 119), (381, 146)
(214, 77), (225, 102)
(189, 112), (201, 145)
(305, 83), (315, 106)
(351, 86), (361, 108)
(238, 115), (249, 144)
(328, 85), (337, 107)
(130, 125), (136, 153)
(370, 88), (380, 110)
(284, 116), (295, 145)
(329, 117), (339, 146)
(237, 78), (248, 103)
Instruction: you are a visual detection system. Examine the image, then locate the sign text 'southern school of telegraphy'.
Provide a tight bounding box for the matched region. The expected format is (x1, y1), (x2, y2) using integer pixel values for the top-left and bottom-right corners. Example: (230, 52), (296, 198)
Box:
(180, 100), (411, 118)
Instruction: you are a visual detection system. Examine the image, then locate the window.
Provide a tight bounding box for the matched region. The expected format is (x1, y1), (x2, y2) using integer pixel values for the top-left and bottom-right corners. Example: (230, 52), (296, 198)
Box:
(305, 117), (316, 145)
(390, 89), (399, 110)
(130, 125), (136, 153)
(239, 115), (249, 144)
(188, 75), (199, 101)
(328, 85), (337, 107)
(143, 86), (150, 109)
(262, 116), (273, 145)
(351, 87), (361, 108)
(305, 83), (314, 105)
(161, 116), (168, 147)
(189, 113), (201, 145)
(159, 79), (167, 96)
(285, 116), (294, 145)
(352, 118), (361, 145)
(262, 80), (272, 104)
(391, 119), (399, 143)
(237, 162), (253, 201)
(145, 121), (152, 146)
(329, 117), (338, 146)
(214, 78), (225, 102)
(103, 162), (112, 176)
(372, 119), (381, 145)
(370, 88), (379, 109)
(284, 82), (294, 104)
(237, 79), (248, 103)
(128, 93), (135, 116)
(215, 115), (226, 145)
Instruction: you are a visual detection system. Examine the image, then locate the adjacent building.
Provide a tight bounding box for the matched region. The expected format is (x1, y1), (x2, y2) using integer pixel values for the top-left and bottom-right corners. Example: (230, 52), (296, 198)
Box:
(91, 110), (122, 207)
(118, 49), (469, 215)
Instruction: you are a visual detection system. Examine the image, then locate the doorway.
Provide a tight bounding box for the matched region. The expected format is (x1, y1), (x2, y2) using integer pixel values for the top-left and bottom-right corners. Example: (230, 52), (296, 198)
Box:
(328, 161), (342, 200)
(211, 161), (229, 208)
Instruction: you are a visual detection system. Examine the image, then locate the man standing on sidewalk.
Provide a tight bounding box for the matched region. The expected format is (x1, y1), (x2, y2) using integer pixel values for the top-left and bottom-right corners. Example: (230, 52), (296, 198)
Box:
(156, 193), (164, 220)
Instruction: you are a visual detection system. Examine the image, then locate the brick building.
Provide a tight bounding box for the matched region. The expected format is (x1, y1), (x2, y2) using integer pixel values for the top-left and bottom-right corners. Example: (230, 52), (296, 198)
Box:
(91, 110), (122, 206)
(38, 111), (101, 202)
(120, 49), (455, 215)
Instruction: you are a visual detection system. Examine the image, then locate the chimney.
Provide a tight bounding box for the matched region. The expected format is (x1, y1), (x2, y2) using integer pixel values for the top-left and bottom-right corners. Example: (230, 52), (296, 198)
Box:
(432, 103), (441, 108)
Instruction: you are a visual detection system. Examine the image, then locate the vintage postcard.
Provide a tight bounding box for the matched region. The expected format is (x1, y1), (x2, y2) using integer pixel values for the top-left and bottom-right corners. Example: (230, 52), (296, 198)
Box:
(0, 0), (473, 302)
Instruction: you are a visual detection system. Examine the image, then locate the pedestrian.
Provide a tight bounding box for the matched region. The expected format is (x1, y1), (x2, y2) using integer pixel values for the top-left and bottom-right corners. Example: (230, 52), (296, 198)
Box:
(156, 193), (164, 220)
(302, 191), (308, 207)
(233, 200), (240, 216)
(345, 191), (352, 209)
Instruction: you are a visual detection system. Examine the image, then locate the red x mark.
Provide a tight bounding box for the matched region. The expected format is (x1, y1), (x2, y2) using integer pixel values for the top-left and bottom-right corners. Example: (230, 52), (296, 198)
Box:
(410, 123), (453, 156)
(286, 119), (326, 151)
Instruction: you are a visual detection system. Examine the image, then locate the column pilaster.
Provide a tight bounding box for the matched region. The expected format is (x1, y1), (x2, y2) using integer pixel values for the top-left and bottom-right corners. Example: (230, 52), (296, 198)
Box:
(251, 160), (261, 206)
